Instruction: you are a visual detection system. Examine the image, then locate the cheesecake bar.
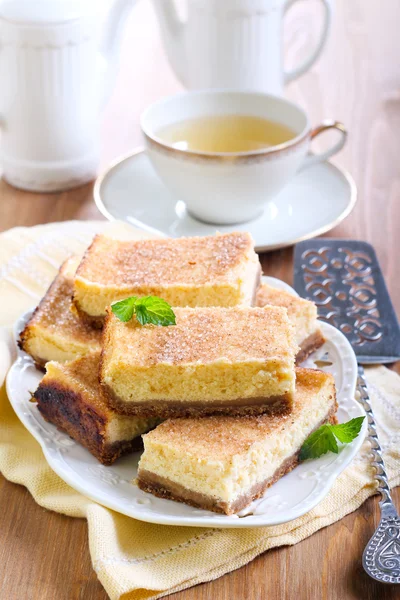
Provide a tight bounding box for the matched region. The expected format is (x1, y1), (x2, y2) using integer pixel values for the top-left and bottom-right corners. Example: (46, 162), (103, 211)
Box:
(137, 368), (337, 515)
(19, 257), (101, 368)
(73, 232), (261, 326)
(256, 283), (325, 363)
(100, 305), (298, 418)
(34, 353), (159, 465)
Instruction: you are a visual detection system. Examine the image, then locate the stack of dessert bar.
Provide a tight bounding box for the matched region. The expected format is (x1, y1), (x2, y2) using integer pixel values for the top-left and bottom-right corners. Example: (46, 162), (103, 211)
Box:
(20, 231), (336, 515)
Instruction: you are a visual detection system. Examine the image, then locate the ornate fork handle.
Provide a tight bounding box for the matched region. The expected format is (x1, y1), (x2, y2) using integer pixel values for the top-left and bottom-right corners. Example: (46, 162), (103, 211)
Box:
(357, 366), (400, 584)
(357, 366), (395, 516)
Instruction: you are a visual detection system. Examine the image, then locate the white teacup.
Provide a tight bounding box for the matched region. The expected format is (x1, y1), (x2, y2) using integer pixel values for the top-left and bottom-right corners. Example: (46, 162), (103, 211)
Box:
(141, 90), (347, 225)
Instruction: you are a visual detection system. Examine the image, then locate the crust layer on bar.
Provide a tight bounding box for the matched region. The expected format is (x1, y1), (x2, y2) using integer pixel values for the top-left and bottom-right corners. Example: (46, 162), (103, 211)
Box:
(137, 410), (337, 515)
(73, 232), (261, 320)
(296, 329), (326, 364)
(19, 256), (102, 366)
(256, 283), (325, 361)
(33, 353), (158, 465)
(100, 305), (298, 417)
(101, 384), (292, 418)
(137, 368), (337, 514)
(137, 455), (298, 515)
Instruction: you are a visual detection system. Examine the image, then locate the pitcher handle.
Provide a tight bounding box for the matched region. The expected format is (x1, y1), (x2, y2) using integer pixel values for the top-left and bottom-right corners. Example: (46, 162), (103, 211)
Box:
(284, 0), (332, 84)
(301, 121), (347, 170)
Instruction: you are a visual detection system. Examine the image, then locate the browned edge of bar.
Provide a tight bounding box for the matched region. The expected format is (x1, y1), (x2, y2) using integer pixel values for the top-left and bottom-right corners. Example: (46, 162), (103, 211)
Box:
(296, 329), (326, 364)
(34, 381), (143, 465)
(18, 259), (77, 356)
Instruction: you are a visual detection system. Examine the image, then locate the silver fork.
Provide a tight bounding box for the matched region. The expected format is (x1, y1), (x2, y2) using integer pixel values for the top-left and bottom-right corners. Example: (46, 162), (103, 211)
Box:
(358, 368), (400, 584)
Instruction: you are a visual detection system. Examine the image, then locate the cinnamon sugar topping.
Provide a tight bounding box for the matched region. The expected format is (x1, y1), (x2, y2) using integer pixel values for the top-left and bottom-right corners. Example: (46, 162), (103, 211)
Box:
(106, 305), (298, 366)
(77, 232), (255, 286)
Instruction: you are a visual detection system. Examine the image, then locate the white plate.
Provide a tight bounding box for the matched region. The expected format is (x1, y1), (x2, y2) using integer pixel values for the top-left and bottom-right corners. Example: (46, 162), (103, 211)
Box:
(94, 149), (357, 252)
(7, 276), (366, 528)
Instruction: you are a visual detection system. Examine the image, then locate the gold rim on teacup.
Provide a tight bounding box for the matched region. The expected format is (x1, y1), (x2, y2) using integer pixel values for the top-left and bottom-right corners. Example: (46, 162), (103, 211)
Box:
(144, 129), (311, 163)
(143, 116), (347, 165)
(141, 90), (347, 163)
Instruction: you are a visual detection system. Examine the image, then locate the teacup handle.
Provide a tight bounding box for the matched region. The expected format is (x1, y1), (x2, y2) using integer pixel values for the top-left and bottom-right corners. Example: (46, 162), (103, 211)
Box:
(301, 121), (347, 170)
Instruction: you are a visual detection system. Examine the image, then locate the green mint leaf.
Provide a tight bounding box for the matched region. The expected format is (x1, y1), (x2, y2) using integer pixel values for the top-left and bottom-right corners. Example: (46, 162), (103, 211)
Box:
(111, 297), (138, 322)
(299, 424), (338, 460)
(111, 295), (176, 326)
(134, 303), (148, 326)
(300, 416), (365, 460)
(134, 296), (176, 326)
(329, 416), (365, 443)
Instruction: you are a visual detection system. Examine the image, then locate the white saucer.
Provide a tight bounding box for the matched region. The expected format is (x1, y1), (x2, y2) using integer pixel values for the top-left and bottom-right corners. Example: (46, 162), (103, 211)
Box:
(94, 148), (357, 252)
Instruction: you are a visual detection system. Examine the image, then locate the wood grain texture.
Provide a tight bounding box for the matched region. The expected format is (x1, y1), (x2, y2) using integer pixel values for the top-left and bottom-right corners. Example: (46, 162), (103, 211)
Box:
(1, 1), (400, 598)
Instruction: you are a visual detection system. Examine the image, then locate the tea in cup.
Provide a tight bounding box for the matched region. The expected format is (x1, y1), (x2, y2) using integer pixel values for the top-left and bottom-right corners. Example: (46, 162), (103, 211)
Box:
(141, 91), (346, 225)
(157, 114), (296, 153)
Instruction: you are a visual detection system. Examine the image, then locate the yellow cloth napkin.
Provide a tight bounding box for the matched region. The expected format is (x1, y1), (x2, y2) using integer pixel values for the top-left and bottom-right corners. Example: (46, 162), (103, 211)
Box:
(1, 221), (400, 600)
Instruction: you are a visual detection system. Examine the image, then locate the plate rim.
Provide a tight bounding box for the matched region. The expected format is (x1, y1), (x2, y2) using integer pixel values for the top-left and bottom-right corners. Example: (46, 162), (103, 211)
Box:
(93, 147), (357, 252)
(6, 276), (367, 528)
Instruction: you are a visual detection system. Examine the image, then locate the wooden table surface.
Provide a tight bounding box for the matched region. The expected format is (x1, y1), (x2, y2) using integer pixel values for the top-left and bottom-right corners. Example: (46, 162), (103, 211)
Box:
(1, 1), (400, 599)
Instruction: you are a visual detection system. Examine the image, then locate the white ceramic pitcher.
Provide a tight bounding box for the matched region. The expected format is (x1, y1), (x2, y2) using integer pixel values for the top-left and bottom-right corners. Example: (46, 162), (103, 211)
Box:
(152, 0), (332, 93)
(0, 0), (135, 192)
